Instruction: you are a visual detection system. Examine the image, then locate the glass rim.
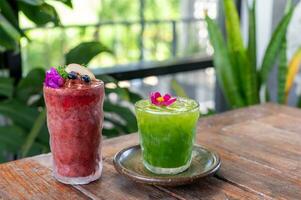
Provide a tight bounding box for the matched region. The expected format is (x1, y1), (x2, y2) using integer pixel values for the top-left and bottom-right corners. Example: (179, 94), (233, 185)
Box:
(135, 97), (200, 114)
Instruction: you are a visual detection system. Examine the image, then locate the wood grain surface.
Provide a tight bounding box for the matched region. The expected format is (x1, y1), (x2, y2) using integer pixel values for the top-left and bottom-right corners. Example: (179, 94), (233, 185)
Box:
(0, 103), (301, 199)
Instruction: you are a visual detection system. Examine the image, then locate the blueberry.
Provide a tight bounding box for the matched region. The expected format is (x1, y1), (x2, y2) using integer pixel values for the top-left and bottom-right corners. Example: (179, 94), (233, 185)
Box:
(68, 72), (77, 80)
(82, 75), (91, 83)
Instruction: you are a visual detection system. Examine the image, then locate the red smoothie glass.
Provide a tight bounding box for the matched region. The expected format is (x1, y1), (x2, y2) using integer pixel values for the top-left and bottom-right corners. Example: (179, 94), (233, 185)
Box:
(44, 78), (104, 184)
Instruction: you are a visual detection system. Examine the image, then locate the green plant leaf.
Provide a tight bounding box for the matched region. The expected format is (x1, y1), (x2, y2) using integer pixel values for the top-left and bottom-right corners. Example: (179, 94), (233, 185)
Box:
(18, 0), (44, 6)
(104, 100), (137, 133)
(52, 0), (72, 8)
(223, 0), (258, 105)
(23, 141), (48, 157)
(0, 13), (21, 41)
(247, 0), (257, 69)
(65, 41), (112, 65)
(0, 154), (6, 163)
(92, 75), (142, 134)
(0, 26), (18, 51)
(35, 125), (49, 145)
(0, 77), (14, 98)
(19, 2), (60, 26)
(0, 100), (39, 130)
(104, 116), (131, 136)
(260, 4), (294, 85)
(277, 37), (287, 104)
(98, 74), (141, 107)
(96, 74), (118, 83)
(206, 15), (245, 108)
(237, 51), (259, 104)
(297, 96), (301, 108)
(102, 127), (120, 138)
(223, 0), (244, 51)
(0, 1), (19, 27)
(0, 125), (26, 153)
(56, 65), (68, 78)
(105, 87), (130, 101)
(0, 1), (27, 39)
(127, 89), (142, 104)
(97, 75), (142, 103)
(284, 0), (292, 14)
(16, 68), (45, 103)
(171, 79), (188, 97)
(20, 109), (46, 157)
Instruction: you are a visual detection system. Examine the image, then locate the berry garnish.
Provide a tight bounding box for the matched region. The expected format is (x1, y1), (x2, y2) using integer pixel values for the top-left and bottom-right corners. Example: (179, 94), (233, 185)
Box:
(68, 71), (77, 80)
(65, 63), (96, 80)
(82, 75), (91, 83)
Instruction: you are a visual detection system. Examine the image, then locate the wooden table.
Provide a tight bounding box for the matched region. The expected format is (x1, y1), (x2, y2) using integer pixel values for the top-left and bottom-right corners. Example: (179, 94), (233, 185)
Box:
(1, 103), (301, 199)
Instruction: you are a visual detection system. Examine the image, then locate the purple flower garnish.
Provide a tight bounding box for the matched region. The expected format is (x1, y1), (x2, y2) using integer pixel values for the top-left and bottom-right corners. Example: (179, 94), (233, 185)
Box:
(150, 92), (177, 106)
(44, 67), (64, 88)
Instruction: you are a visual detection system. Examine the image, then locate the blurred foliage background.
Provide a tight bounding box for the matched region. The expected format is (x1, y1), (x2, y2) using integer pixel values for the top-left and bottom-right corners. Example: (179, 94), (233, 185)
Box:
(21, 0), (203, 74)
(207, 0), (301, 108)
(0, 0), (147, 162)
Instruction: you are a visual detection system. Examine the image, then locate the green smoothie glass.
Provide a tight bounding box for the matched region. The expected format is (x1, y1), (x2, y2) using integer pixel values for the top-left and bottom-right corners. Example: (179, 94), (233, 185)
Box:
(135, 94), (199, 174)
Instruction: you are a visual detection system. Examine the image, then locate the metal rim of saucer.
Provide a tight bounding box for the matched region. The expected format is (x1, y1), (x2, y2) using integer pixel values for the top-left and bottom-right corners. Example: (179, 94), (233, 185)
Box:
(113, 144), (221, 186)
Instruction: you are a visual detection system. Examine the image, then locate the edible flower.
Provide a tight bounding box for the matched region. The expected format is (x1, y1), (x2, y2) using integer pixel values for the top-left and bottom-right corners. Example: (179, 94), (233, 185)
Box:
(44, 67), (64, 88)
(150, 92), (176, 106)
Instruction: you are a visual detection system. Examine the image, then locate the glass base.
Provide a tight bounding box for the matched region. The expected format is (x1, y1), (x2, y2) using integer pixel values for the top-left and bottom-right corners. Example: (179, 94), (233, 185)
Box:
(143, 159), (191, 175)
(53, 160), (103, 185)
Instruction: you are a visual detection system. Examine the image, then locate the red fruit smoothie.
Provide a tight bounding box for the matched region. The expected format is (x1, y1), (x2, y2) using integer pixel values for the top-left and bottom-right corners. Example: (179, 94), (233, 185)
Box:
(44, 79), (104, 184)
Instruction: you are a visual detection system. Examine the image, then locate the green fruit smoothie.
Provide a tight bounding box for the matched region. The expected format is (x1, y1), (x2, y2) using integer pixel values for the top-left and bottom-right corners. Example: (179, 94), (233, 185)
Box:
(135, 97), (199, 174)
